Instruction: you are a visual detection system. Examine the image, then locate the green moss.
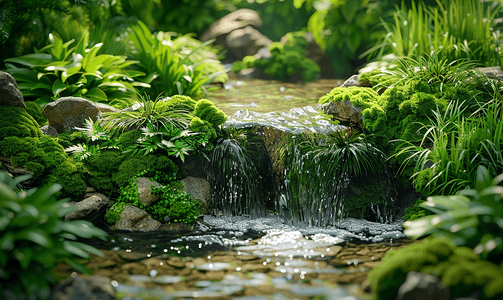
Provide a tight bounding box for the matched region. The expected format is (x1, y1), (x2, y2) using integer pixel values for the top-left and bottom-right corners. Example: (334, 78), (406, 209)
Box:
(104, 201), (126, 224)
(148, 184), (202, 223)
(189, 116), (217, 144)
(193, 99), (226, 127)
(25, 101), (47, 126)
(55, 130), (89, 149)
(112, 154), (178, 187)
(0, 106), (42, 140)
(156, 95), (198, 112)
(369, 237), (503, 300)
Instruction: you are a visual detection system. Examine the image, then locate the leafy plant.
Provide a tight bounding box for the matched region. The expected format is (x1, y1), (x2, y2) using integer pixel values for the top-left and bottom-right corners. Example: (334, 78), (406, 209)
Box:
(4, 32), (147, 107)
(148, 185), (203, 224)
(232, 32), (320, 81)
(128, 20), (224, 99)
(365, 0), (503, 67)
(0, 171), (107, 300)
(404, 165), (503, 262)
(101, 92), (191, 133)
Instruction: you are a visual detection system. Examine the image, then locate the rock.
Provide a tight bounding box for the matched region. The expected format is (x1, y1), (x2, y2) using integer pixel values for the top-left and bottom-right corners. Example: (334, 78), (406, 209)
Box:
(64, 194), (110, 223)
(321, 100), (364, 130)
(42, 96), (119, 133)
(158, 222), (195, 232)
(0, 71), (26, 109)
(51, 275), (115, 300)
(181, 176), (211, 211)
(225, 26), (272, 60)
(135, 177), (162, 207)
(476, 65), (503, 78)
(396, 271), (450, 300)
(114, 204), (161, 232)
(200, 9), (263, 45)
(340, 74), (361, 88)
(40, 125), (59, 137)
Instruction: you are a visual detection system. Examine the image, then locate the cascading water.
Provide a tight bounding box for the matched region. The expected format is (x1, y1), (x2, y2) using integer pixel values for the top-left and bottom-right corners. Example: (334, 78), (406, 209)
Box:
(210, 106), (399, 225)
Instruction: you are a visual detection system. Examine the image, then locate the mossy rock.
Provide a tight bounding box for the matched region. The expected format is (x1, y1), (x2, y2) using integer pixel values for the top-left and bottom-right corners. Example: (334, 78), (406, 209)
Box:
(368, 237), (503, 300)
(0, 105), (42, 140)
(104, 201), (126, 224)
(25, 101), (47, 126)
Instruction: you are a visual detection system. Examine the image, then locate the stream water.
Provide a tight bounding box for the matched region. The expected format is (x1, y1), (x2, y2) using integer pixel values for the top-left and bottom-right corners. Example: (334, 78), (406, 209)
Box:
(57, 79), (413, 299)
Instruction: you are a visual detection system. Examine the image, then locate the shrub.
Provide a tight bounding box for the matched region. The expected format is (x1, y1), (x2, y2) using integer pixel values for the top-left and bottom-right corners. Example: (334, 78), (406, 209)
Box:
(0, 171), (107, 300)
(404, 165), (503, 262)
(4, 32), (145, 107)
(232, 31), (320, 81)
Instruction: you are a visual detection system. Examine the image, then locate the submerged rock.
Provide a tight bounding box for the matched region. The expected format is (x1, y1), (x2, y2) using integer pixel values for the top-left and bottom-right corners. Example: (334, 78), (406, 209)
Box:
(51, 275), (116, 300)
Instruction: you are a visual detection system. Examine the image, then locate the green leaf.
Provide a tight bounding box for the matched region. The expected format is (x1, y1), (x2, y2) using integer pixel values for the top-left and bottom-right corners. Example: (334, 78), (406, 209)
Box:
(52, 79), (68, 96)
(61, 62), (82, 82)
(63, 240), (90, 258)
(14, 247), (34, 269)
(84, 54), (112, 74)
(85, 88), (108, 102)
(4, 54), (52, 68)
(31, 82), (52, 91)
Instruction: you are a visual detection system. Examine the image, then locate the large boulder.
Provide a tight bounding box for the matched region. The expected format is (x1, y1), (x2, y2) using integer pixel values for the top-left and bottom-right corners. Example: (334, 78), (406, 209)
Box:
(0, 71), (26, 109)
(65, 194), (110, 223)
(225, 26), (272, 59)
(200, 9), (262, 45)
(114, 204), (161, 232)
(42, 96), (119, 133)
(181, 176), (211, 211)
(135, 177), (162, 207)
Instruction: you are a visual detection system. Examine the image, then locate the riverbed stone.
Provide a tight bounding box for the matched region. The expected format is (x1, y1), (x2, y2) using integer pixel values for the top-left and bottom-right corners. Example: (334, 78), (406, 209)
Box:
(0, 71), (26, 109)
(51, 275), (115, 300)
(114, 204), (161, 231)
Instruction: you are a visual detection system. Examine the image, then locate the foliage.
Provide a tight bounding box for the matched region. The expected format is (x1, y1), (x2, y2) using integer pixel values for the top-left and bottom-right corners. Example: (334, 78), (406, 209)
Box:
(101, 93), (191, 133)
(112, 154), (179, 188)
(232, 31), (320, 81)
(404, 165), (503, 262)
(148, 185), (203, 224)
(368, 237), (503, 300)
(403, 197), (431, 221)
(234, 0), (312, 42)
(208, 126), (271, 218)
(395, 97), (503, 196)
(0, 171), (107, 300)
(128, 20), (225, 99)
(121, 0), (233, 36)
(4, 32), (146, 107)
(366, 0), (503, 67)
(295, 0), (396, 76)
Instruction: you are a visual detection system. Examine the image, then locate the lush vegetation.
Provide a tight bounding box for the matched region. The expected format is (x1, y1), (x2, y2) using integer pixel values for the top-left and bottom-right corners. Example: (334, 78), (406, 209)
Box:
(232, 31), (320, 81)
(0, 171), (107, 299)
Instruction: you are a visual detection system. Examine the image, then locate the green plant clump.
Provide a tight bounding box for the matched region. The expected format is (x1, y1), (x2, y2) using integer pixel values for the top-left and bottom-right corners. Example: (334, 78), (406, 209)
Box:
(0, 105), (87, 199)
(0, 171), (108, 300)
(4, 32), (146, 107)
(232, 31), (320, 81)
(368, 237), (503, 300)
(147, 185), (203, 224)
(24, 101), (47, 126)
